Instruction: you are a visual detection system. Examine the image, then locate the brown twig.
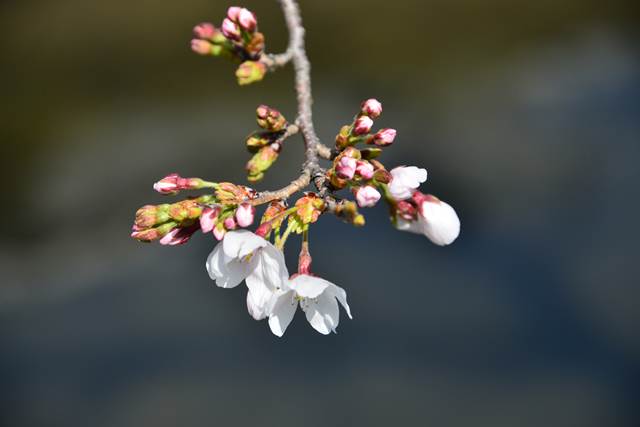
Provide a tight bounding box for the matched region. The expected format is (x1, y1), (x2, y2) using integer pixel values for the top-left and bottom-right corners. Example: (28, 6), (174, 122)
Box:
(252, 0), (328, 205)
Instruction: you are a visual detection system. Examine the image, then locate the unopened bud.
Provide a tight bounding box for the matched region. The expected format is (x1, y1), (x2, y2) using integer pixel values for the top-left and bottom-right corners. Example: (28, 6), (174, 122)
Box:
(159, 224), (198, 246)
(353, 116), (373, 135)
(216, 182), (246, 204)
(193, 22), (217, 40)
(255, 221), (272, 237)
(168, 199), (202, 222)
(356, 161), (374, 180)
(372, 128), (396, 146)
(262, 200), (287, 229)
(341, 146), (362, 159)
(213, 223), (226, 241)
(200, 206), (221, 233)
(153, 173), (212, 194)
(360, 148), (382, 160)
(335, 125), (351, 149)
(327, 169), (348, 190)
(131, 222), (176, 242)
(373, 168), (392, 184)
(222, 18), (241, 40)
(238, 8), (257, 32)
(236, 61), (267, 85)
(336, 156), (357, 179)
(224, 217), (237, 230)
(190, 39), (213, 56)
(245, 32), (265, 57)
(354, 185), (381, 208)
(246, 131), (273, 152)
(134, 204), (170, 229)
(235, 202), (255, 227)
(246, 144), (279, 182)
(256, 105), (287, 131)
(360, 98), (382, 118)
(227, 6), (242, 21)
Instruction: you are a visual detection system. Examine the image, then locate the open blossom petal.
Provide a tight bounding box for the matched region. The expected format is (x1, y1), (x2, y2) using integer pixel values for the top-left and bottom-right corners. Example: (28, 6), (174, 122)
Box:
(267, 290), (297, 337)
(303, 292), (339, 335)
(267, 274), (352, 337)
(206, 244), (252, 288)
(388, 166), (427, 200)
(245, 244), (289, 319)
(289, 274), (330, 298)
(223, 229), (267, 258)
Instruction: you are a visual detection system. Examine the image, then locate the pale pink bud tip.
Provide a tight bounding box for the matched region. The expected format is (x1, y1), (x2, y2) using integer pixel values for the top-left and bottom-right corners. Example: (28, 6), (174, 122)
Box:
(361, 98), (382, 118)
(200, 206), (220, 234)
(353, 116), (374, 135)
(235, 203), (256, 228)
(227, 6), (242, 21)
(222, 18), (241, 40)
(153, 173), (180, 194)
(373, 128), (396, 146)
(213, 225), (226, 241)
(336, 156), (357, 179)
(193, 23), (216, 40)
(356, 161), (374, 180)
(224, 217), (237, 230)
(159, 226), (197, 246)
(355, 186), (381, 208)
(190, 39), (211, 55)
(238, 8), (257, 32)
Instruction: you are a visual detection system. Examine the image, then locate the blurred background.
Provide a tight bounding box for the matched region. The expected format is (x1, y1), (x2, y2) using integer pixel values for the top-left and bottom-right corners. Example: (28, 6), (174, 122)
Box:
(1, 0), (639, 426)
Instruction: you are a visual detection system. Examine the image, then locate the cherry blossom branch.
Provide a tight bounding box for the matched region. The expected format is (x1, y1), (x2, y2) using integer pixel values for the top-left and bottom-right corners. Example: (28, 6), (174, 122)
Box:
(251, 0), (327, 205)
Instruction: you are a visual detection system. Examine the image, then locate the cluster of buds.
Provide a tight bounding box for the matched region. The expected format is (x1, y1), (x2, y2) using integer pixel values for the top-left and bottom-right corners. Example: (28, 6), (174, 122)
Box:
(191, 7), (267, 85)
(245, 105), (289, 182)
(131, 195), (213, 245)
(335, 99), (397, 150)
(326, 99), (399, 209)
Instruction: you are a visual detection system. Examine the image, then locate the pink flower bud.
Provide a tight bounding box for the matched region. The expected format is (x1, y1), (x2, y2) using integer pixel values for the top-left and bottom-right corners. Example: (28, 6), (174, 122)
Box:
(354, 185), (381, 208)
(238, 8), (257, 32)
(255, 221), (272, 238)
(235, 202), (256, 227)
(396, 200), (417, 220)
(361, 98), (382, 118)
(153, 173), (180, 194)
(353, 116), (373, 135)
(199, 206), (220, 233)
(213, 224), (226, 241)
(355, 161), (374, 179)
(336, 156), (357, 179)
(193, 22), (216, 40)
(227, 6), (242, 20)
(373, 128), (396, 146)
(222, 18), (241, 40)
(159, 225), (198, 246)
(224, 217), (237, 230)
(190, 39), (212, 55)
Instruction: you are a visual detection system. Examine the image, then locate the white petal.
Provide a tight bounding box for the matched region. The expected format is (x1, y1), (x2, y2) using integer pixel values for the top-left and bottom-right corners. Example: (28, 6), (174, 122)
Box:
(388, 166), (427, 200)
(215, 258), (251, 288)
(247, 289), (270, 320)
(289, 274), (331, 298)
(205, 243), (226, 279)
(222, 230), (267, 258)
(268, 291), (298, 337)
(326, 283), (352, 319)
(394, 218), (424, 235)
(303, 293), (339, 335)
(258, 244), (290, 287)
(419, 199), (461, 246)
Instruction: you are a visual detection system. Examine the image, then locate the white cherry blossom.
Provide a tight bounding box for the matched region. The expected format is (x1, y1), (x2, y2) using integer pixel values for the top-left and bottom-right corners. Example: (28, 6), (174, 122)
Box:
(206, 230), (288, 319)
(387, 166), (427, 200)
(267, 274), (352, 337)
